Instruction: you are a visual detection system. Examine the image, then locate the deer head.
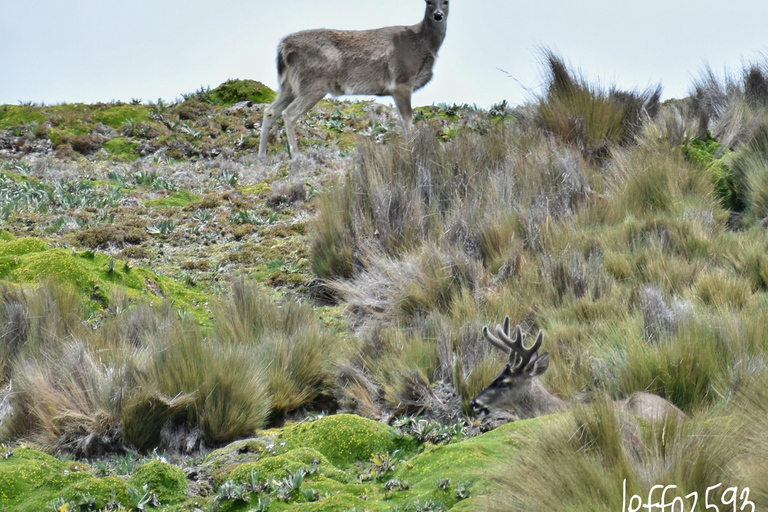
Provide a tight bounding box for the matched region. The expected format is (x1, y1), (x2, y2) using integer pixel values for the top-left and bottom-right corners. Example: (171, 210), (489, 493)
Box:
(425, 0), (449, 22)
(470, 317), (560, 418)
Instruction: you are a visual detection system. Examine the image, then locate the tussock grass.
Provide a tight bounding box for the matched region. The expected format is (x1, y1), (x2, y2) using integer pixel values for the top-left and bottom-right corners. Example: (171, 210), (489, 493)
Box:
(730, 123), (768, 223)
(1, 280), (339, 453)
(692, 61), (768, 149)
(143, 324), (272, 446)
(0, 282), (85, 382)
(309, 53), (768, 427)
(485, 395), (752, 512)
(3, 341), (123, 457)
(213, 279), (338, 418)
(538, 50), (661, 160)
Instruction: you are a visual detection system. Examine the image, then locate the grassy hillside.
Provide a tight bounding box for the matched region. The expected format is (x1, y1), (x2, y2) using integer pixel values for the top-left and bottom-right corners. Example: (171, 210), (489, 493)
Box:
(2, 54), (768, 510)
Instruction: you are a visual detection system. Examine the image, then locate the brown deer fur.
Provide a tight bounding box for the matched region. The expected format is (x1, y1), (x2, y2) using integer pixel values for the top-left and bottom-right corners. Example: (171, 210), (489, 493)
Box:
(259, 0), (449, 157)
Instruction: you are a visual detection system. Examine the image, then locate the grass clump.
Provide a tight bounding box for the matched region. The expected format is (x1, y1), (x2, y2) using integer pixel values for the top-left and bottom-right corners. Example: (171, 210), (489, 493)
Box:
(0, 280), (341, 454)
(127, 322), (273, 448)
(213, 279), (340, 419)
(537, 50), (661, 160)
(484, 396), (747, 512)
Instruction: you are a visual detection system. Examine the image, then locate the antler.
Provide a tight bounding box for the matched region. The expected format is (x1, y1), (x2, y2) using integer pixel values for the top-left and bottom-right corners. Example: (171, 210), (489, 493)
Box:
(482, 316), (543, 368)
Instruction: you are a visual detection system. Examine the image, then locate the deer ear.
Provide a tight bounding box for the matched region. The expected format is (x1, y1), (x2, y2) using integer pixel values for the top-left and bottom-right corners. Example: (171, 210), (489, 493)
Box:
(525, 353), (549, 377)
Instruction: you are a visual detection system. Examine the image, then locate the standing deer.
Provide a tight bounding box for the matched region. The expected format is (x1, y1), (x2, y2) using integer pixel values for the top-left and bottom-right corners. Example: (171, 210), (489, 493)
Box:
(470, 317), (687, 423)
(259, 0), (450, 157)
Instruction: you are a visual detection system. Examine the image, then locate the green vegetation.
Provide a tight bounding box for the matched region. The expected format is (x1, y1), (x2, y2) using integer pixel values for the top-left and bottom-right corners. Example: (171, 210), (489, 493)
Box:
(0, 232), (209, 322)
(278, 414), (420, 466)
(206, 79), (277, 106)
(2, 56), (768, 511)
(104, 137), (140, 161)
(0, 416), (524, 511)
(128, 460), (188, 504)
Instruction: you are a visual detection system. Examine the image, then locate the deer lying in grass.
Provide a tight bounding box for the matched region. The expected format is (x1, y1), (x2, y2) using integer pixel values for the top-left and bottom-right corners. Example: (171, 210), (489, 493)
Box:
(259, 0), (449, 157)
(470, 317), (687, 423)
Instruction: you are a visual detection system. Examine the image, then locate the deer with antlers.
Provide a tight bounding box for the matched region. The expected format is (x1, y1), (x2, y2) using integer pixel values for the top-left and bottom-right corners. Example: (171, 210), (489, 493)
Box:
(470, 317), (686, 423)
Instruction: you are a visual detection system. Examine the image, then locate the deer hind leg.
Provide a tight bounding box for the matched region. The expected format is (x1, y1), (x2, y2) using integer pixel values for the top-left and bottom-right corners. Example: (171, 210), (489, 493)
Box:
(259, 87), (296, 157)
(392, 86), (413, 139)
(281, 89), (326, 158)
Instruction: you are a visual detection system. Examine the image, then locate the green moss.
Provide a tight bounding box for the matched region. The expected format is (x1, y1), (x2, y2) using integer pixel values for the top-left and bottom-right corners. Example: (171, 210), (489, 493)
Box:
(278, 414), (420, 467)
(145, 190), (201, 208)
(0, 236), (211, 325)
(60, 476), (133, 508)
(0, 106), (46, 129)
(129, 460), (188, 504)
(90, 104), (150, 127)
(219, 447), (368, 512)
(0, 236), (49, 257)
(240, 183), (273, 196)
(287, 493), (385, 511)
(382, 419), (539, 510)
(0, 447), (132, 511)
(203, 438), (269, 484)
(0, 230), (13, 242)
(226, 447), (338, 484)
(0, 448), (68, 508)
(207, 79), (277, 106)
(104, 137), (141, 161)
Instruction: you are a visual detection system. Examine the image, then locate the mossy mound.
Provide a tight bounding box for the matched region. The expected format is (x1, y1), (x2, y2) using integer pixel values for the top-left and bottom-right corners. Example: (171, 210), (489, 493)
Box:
(390, 419), (537, 509)
(202, 438), (270, 486)
(59, 476), (134, 508)
(0, 416), (536, 511)
(0, 233), (211, 324)
(104, 136), (141, 161)
(278, 414), (420, 467)
(144, 190), (201, 208)
(226, 447), (339, 484)
(0, 447), (131, 511)
(207, 79), (276, 106)
(287, 493), (385, 512)
(129, 459), (188, 504)
(0, 236), (49, 257)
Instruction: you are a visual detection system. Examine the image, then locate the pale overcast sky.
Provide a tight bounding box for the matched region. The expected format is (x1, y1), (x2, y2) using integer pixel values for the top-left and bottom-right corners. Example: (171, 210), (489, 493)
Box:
(1, 0), (767, 108)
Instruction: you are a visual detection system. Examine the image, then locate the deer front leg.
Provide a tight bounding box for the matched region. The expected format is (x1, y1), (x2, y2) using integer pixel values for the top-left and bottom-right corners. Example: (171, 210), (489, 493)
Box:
(259, 88), (295, 157)
(281, 90), (326, 158)
(392, 86), (413, 139)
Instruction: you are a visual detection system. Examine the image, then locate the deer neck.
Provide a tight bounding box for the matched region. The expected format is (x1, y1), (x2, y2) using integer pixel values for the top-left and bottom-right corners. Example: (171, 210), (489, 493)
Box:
(418, 18), (447, 55)
(516, 379), (568, 419)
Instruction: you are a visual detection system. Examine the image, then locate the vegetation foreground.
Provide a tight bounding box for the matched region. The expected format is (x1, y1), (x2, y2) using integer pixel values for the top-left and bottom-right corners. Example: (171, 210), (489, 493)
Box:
(2, 54), (768, 510)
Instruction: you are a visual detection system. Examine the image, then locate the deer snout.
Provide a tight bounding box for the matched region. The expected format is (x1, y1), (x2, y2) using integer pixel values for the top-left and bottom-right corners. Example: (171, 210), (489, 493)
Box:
(433, 11), (444, 21)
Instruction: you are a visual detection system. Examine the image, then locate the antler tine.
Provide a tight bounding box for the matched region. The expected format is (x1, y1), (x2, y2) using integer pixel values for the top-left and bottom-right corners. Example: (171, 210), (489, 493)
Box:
(495, 321), (543, 364)
(482, 325), (511, 354)
(530, 330), (543, 356)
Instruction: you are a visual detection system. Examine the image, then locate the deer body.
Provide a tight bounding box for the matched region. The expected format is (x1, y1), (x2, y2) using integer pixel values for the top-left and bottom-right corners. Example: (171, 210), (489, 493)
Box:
(470, 318), (686, 423)
(259, 0), (449, 157)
